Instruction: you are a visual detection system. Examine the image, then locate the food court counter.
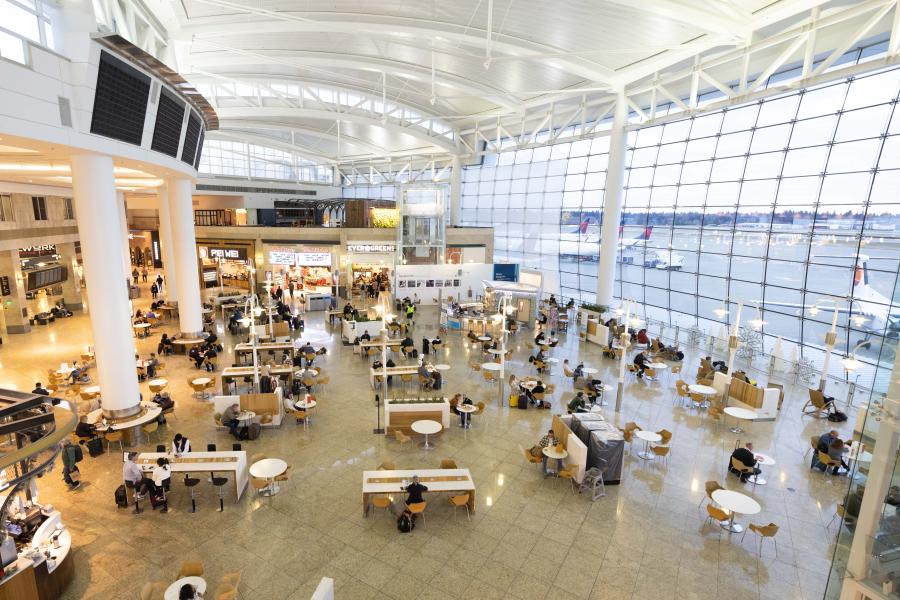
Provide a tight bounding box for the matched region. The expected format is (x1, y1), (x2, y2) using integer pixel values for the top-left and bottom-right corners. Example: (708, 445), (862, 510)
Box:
(0, 509), (73, 600)
(384, 397), (450, 432)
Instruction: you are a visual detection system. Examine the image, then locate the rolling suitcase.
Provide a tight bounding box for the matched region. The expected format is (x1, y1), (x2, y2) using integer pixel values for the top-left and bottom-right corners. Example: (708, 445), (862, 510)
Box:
(115, 485), (128, 508)
(86, 436), (104, 457)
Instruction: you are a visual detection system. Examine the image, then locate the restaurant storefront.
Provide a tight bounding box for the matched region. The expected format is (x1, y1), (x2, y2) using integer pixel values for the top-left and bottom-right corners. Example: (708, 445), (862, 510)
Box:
(265, 245), (335, 295)
(196, 240), (255, 291)
(345, 241), (395, 296)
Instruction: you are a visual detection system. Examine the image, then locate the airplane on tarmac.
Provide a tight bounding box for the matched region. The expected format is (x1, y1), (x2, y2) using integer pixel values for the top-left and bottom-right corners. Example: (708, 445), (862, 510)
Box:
(559, 217), (653, 258)
(760, 255), (900, 348)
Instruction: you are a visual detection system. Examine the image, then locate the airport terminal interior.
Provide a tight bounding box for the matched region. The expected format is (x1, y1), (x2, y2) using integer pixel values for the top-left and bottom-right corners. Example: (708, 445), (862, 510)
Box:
(0, 1), (899, 600)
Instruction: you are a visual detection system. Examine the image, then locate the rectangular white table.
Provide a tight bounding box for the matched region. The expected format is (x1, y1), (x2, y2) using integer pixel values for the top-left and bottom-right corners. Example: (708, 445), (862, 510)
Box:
(221, 365), (294, 391)
(136, 451), (249, 500)
(234, 342), (296, 360)
(361, 468), (476, 516)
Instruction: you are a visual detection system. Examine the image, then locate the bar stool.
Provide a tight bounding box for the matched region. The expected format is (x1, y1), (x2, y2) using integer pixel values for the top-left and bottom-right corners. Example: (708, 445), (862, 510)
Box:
(212, 475), (229, 512)
(124, 480), (143, 514)
(156, 444), (166, 453)
(158, 477), (170, 514)
(232, 443), (242, 451)
(207, 443), (216, 451)
(183, 474), (200, 513)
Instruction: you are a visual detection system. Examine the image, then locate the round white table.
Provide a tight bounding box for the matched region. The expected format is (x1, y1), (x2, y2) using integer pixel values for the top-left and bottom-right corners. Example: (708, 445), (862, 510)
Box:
(635, 430), (662, 460)
(133, 323), (151, 336)
(250, 458), (288, 496)
(545, 357), (559, 373)
(582, 367), (599, 375)
(411, 419), (442, 449)
(711, 489), (761, 533)
(56, 366), (75, 377)
(848, 448), (873, 480)
(477, 336), (492, 342)
(434, 363), (451, 371)
(165, 576), (206, 600)
(83, 385), (101, 395)
(542, 446), (568, 476)
(723, 406), (757, 434)
(488, 349), (504, 355)
(192, 377), (211, 386)
(750, 452), (776, 485)
(237, 410), (256, 423)
(457, 403), (476, 428)
(148, 378), (168, 387)
(481, 362), (502, 372)
(688, 384), (717, 407)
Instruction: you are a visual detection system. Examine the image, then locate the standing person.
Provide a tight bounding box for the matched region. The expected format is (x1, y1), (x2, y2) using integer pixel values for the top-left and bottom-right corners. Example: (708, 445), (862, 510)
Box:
(150, 282), (158, 299)
(288, 280), (295, 299)
(131, 267), (139, 283)
(141, 267), (148, 282)
(60, 440), (82, 489)
(156, 274), (163, 292)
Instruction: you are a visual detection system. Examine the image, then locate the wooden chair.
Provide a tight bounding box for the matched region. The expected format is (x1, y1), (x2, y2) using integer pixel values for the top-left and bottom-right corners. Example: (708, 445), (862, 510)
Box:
(689, 392), (707, 409)
(469, 362), (481, 373)
(440, 459), (457, 469)
(650, 445), (670, 465)
(521, 445), (542, 465)
(474, 401), (485, 416)
(482, 370), (495, 384)
(558, 464), (580, 493)
(673, 380), (690, 406)
(141, 421), (159, 443)
(644, 367), (657, 381)
(803, 389), (831, 417)
(251, 478), (270, 496)
(250, 453), (268, 464)
(155, 361), (167, 375)
(275, 465), (292, 483)
(370, 495), (393, 517)
(220, 571), (242, 591)
(698, 481), (724, 509)
(406, 501), (427, 528)
(657, 429), (672, 445)
(829, 504), (857, 529)
(449, 494), (471, 520)
(818, 451), (841, 475)
(731, 456), (755, 481)
(670, 364), (683, 376)
(378, 460), (396, 470)
(105, 431), (124, 453)
(805, 435), (819, 459)
(212, 584), (237, 600)
(394, 429), (412, 448)
(140, 581), (167, 600)
(177, 561), (205, 578)
(148, 380), (167, 394)
(705, 504), (730, 527)
(742, 522), (779, 555)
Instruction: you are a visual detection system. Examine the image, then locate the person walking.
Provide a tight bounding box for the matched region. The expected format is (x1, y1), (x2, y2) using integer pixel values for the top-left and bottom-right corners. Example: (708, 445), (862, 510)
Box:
(61, 440), (82, 489)
(141, 267), (148, 282)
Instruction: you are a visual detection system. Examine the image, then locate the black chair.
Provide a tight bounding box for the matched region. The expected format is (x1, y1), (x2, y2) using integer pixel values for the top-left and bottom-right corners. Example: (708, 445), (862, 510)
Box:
(156, 444), (165, 453)
(124, 480), (143, 514)
(232, 443), (242, 451)
(183, 475), (200, 513)
(207, 443), (216, 452)
(157, 477), (171, 513)
(212, 476), (229, 512)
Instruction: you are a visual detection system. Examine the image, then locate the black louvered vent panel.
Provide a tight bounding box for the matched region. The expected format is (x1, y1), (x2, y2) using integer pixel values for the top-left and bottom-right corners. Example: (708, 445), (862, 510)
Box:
(151, 89), (185, 157)
(193, 129), (205, 170)
(181, 114), (201, 165)
(90, 51), (150, 145)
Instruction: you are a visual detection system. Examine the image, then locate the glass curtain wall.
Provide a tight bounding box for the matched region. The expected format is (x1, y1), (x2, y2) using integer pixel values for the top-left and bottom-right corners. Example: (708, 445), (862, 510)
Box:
(460, 47), (900, 395)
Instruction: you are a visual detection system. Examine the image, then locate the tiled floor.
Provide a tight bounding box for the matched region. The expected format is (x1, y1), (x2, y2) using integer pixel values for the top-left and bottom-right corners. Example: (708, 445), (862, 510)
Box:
(3, 275), (855, 600)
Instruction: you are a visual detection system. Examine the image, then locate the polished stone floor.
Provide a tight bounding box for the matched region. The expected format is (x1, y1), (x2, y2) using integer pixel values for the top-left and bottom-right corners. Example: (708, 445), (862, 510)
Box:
(2, 275), (856, 600)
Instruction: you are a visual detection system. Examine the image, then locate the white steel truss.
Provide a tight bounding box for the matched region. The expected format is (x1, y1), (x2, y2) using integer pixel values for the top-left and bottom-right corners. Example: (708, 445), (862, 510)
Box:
(90, 0), (169, 61)
(337, 156), (453, 187)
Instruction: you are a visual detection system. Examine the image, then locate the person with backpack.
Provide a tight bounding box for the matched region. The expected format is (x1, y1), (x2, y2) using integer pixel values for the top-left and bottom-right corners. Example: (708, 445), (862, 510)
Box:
(61, 440), (83, 489)
(397, 508), (414, 533)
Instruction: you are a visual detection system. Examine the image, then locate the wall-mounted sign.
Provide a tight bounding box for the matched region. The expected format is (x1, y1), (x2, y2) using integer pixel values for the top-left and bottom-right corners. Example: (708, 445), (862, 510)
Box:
(493, 263), (519, 282)
(0, 276), (10, 297)
(269, 251), (296, 266)
(18, 244), (57, 259)
(295, 252), (332, 266)
(347, 242), (396, 254)
(198, 246), (248, 261)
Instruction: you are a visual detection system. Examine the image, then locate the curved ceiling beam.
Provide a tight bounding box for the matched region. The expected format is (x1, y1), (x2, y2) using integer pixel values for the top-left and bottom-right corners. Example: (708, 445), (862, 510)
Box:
(215, 106), (459, 154)
(206, 129), (336, 164)
(189, 72), (450, 125)
(187, 49), (522, 112)
(217, 120), (442, 160)
(174, 8), (618, 83)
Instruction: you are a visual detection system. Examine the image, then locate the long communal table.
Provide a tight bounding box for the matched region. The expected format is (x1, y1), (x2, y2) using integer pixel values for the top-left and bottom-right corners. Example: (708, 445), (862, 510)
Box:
(136, 451), (249, 500)
(234, 342), (297, 362)
(368, 364), (420, 388)
(221, 365), (294, 392)
(361, 468), (476, 516)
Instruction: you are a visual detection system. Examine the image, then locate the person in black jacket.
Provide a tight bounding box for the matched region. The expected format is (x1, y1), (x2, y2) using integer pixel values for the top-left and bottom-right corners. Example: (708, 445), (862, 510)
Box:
(32, 382), (49, 395)
(406, 475), (428, 506)
(633, 349), (650, 378)
(729, 442), (761, 482)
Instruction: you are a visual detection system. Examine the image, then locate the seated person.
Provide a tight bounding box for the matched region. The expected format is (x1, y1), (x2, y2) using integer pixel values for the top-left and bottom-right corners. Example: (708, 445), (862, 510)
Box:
(281, 352), (292, 366)
(74, 415), (96, 439)
(359, 331), (371, 342)
(813, 430), (839, 471)
(146, 353), (159, 378)
(548, 295), (557, 306)
(157, 333), (174, 355)
(566, 299), (575, 309)
(417, 363), (433, 390)
(405, 475), (428, 509)
(401, 336), (414, 349)
(827, 439), (850, 475)
(171, 433), (191, 455)
(458, 395), (474, 427)
(292, 353), (304, 368)
(123, 452), (156, 499)
(528, 381), (547, 407)
(202, 347), (217, 371)
(729, 442), (761, 483)
(32, 382), (49, 395)
(633, 349), (650, 378)
(538, 429), (558, 474)
(573, 363), (585, 383)
(145, 309), (158, 319)
(535, 331), (546, 345)
(537, 312), (548, 325)
(221, 403), (241, 437)
(466, 329), (479, 342)
(636, 328), (650, 345)
(189, 346), (204, 369)
(567, 392), (587, 414)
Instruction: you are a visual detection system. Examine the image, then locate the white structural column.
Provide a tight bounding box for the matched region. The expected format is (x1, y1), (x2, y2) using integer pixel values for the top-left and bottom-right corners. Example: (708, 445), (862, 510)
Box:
(449, 156), (462, 227)
(56, 242), (83, 311)
(840, 346), (900, 598)
(116, 191), (132, 282)
(167, 178), (203, 336)
(156, 187), (178, 299)
(596, 89), (628, 308)
(70, 154), (141, 417)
